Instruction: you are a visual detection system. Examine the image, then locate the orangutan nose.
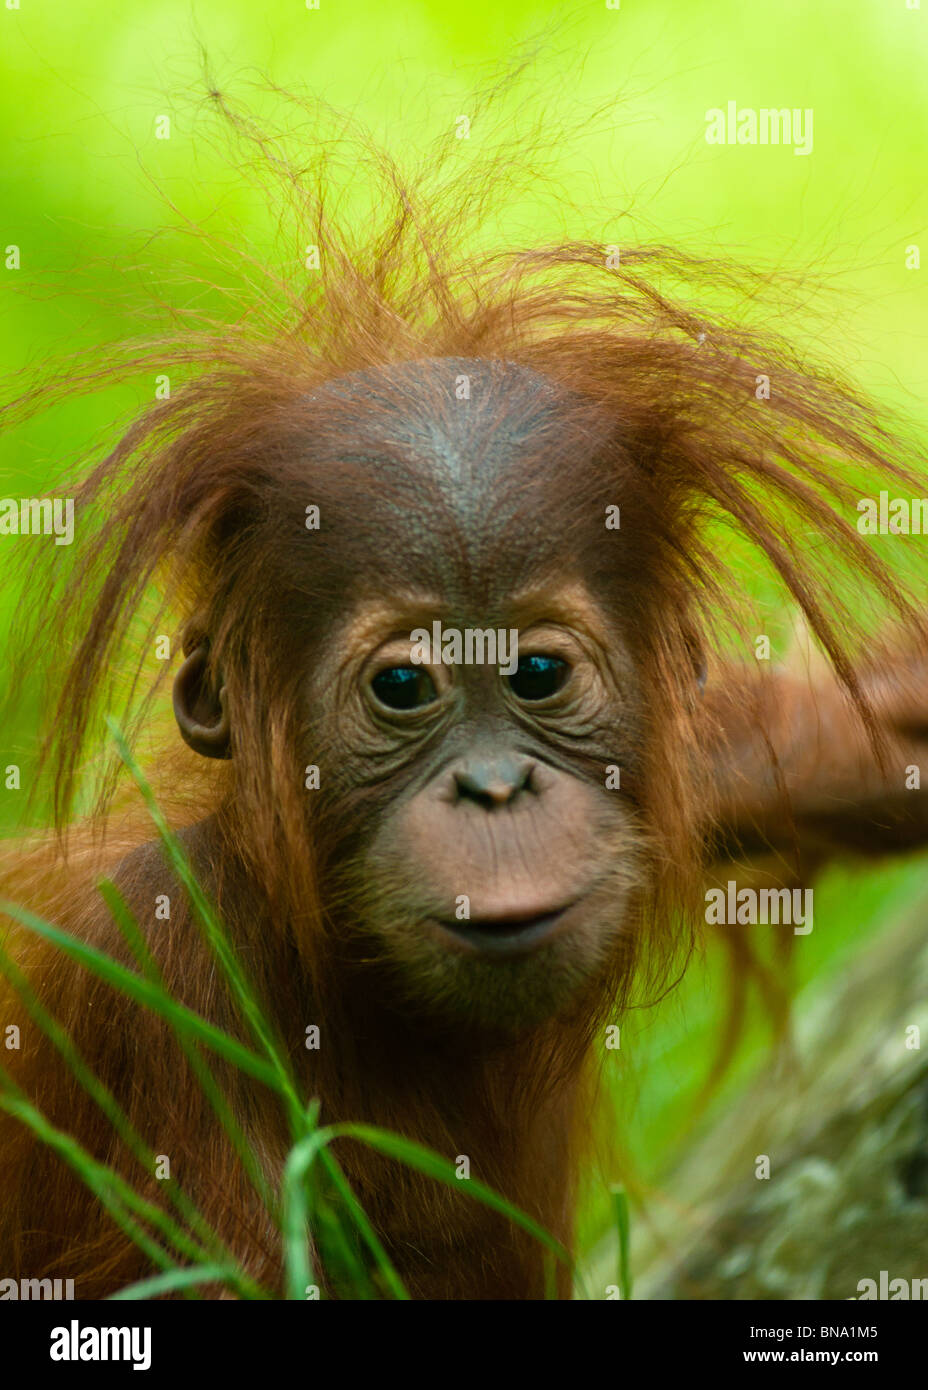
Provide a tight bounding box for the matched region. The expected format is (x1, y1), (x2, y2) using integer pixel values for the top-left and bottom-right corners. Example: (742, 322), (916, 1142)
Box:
(452, 753), (536, 809)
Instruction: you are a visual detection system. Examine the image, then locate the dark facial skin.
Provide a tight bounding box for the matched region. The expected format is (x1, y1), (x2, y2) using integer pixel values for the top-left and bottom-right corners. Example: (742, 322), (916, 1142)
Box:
(309, 579), (643, 1029)
(175, 359), (647, 1030)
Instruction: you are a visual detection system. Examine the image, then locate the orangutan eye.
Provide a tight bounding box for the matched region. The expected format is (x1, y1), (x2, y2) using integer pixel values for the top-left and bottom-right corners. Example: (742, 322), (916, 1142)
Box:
(371, 665), (438, 711)
(507, 655), (568, 701)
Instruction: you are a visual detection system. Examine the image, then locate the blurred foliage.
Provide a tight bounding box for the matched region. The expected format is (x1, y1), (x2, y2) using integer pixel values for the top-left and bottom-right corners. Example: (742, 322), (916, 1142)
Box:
(585, 878), (928, 1299)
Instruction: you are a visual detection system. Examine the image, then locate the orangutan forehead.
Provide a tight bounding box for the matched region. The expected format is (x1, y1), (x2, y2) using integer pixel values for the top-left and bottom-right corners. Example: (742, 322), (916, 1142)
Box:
(291, 357), (617, 599)
(311, 355), (576, 424)
(306, 356), (607, 493)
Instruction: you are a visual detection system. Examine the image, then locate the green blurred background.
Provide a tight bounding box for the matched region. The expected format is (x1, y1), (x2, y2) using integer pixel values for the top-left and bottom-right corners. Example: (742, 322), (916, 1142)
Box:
(2, 0), (927, 1287)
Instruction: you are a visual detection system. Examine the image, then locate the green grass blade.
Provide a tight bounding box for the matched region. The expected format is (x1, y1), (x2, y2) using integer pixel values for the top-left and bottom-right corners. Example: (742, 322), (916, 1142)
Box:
(317, 1149), (408, 1300)
(281, 1131), (331, 1299)
(105, 718), (303, 1127)
(610, 1184), (633, 1300)
(332, 1122), (573, 1273)
(110, 1265), (257, 1301)
(0, 899), (279, 1089)
(98, 877), (276, 1216)
(0, 932), (247, 1281)
(280, 1124), (407, 1300)
(0, 1078), (203, 1282)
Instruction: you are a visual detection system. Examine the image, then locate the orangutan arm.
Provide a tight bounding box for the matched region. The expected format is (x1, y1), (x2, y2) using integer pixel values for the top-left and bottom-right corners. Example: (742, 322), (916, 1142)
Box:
(707, 648), (928, 871)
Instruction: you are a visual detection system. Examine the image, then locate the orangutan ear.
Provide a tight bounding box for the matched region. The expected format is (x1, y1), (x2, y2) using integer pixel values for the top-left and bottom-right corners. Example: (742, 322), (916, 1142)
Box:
(172, 640), (231, 759)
